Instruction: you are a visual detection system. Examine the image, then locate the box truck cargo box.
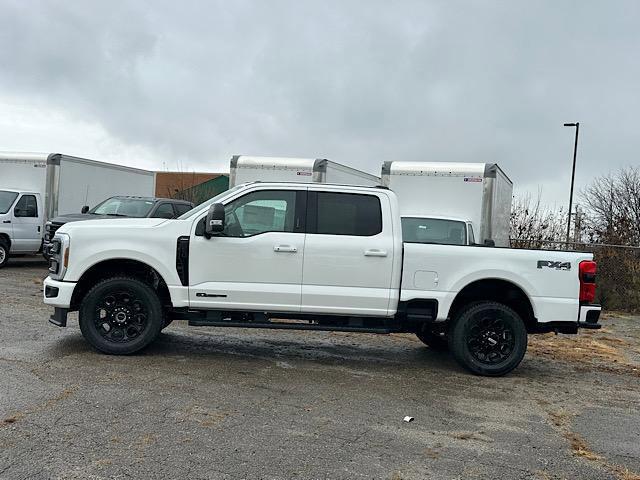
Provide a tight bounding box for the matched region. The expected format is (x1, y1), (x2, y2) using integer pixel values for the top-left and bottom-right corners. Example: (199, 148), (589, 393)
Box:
(0, 154), (48, 193)
(229, 156), (380, 187)
(381, 162), (513, 247)
(0, 152), (155, 266)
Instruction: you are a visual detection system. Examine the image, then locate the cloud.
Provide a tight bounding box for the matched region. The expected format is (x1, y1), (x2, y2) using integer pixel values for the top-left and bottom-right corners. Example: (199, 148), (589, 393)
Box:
(0, 0), (638, 204)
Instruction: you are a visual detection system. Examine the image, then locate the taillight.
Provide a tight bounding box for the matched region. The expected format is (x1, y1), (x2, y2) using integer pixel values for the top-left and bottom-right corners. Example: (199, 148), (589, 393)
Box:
(579, 260), (597, 303)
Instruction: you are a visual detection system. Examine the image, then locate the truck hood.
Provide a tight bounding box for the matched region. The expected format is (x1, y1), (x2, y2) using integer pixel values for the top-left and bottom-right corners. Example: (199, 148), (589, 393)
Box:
(50, 213), (119, 223)
(57, 217), (169, 234)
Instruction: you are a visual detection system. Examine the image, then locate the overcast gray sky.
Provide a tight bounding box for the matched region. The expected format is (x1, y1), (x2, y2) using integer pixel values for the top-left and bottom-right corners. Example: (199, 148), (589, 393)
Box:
(1, 0), (638, 205)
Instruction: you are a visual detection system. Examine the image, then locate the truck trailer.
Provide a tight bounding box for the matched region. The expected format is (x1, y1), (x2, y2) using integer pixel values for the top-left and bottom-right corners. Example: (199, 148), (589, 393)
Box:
(381, 162), (513, 247)
(0, 152), (155, 267)
(229, 155), (380, 187)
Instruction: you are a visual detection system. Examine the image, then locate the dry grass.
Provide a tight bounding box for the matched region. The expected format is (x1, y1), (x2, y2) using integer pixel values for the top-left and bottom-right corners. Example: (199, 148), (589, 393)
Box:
(528, 328), (640, 376)
(564, 431), (602, 461)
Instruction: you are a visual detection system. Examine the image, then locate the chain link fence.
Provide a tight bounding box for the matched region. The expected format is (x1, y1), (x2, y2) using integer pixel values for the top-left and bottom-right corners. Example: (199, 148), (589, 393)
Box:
(510, 239), (640, 313)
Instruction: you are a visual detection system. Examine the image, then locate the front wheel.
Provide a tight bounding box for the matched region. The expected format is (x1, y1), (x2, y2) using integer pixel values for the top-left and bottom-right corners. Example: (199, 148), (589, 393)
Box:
(448, 301), (527, 376)
(0, 240), (9, 268)
(79, 277), (164, 355)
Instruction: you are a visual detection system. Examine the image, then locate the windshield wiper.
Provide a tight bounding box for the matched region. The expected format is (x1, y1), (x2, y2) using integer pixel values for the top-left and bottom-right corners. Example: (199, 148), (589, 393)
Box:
(104, 213), (127, 217)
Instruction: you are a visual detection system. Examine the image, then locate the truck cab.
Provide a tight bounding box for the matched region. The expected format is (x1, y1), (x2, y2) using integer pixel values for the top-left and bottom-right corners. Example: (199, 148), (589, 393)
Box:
(0, 189), (44, 266)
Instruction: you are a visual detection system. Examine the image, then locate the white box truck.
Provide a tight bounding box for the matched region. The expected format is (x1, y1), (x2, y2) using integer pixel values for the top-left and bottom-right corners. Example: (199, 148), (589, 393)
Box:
(229, 156), (380, 187)
(381, 162), (513, 247)
(0, 152), (155, 267)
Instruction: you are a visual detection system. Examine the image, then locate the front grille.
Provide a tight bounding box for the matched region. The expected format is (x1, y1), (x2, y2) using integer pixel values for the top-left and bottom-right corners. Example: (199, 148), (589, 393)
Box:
(45, 222), (63, 242)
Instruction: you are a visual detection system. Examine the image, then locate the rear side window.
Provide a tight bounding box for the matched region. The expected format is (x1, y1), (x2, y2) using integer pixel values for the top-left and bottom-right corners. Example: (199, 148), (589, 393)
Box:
(151, 203), (175, 219)
(311, 192), (382, 236)
(401, 217), (467, 245)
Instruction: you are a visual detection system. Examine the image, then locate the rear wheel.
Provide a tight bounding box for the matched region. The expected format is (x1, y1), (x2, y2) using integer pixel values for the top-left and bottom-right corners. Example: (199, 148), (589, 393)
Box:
(449, 301), (527, 376)
(79, 277), (164, 355)
(415, 325), (448, 351)
(0, 240), (9, 268)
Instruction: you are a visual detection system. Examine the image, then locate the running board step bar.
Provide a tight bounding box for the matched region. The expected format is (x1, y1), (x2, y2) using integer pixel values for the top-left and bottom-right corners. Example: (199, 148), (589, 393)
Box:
(186, 319), (397, 334)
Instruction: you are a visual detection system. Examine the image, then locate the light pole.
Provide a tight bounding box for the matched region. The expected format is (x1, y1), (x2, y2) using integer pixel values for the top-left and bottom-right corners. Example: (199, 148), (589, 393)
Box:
(564, 122), (580, 245)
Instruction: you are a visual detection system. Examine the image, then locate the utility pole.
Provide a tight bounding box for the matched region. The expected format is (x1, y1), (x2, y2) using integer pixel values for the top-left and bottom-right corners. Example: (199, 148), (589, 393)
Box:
(563, 122), (580, 246)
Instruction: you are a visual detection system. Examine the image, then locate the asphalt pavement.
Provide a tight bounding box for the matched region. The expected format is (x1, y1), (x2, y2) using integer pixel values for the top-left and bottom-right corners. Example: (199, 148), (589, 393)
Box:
(1, 258), (639, 479)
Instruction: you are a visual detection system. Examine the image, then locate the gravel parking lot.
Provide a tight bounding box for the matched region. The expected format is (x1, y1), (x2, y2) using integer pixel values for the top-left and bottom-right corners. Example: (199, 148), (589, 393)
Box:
(1, 259), (639, 479)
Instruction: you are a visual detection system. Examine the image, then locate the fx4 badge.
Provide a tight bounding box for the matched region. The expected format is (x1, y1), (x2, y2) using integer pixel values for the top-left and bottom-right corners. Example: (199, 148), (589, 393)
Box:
(537, 260), (571, 271)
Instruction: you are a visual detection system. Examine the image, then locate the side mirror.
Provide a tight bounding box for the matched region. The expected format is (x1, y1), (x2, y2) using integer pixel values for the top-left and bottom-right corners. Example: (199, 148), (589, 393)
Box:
(204, 203), (225, 238)
(81, 205), (90, 214)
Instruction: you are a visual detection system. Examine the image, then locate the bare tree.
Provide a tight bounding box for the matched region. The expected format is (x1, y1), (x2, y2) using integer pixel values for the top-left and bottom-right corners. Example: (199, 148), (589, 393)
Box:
(510, 191), (567, 248)
(581, 167), (640, 246)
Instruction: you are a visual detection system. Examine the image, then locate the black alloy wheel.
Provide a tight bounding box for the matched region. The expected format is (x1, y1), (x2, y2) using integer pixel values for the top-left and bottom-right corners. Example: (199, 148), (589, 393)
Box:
(466, 314), (515, 364)
(79, 277), (164, 354)
(449, 301), (527, 376)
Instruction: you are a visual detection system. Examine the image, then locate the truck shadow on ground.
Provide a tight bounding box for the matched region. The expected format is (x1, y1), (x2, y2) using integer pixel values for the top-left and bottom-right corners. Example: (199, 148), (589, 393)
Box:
(48, 326), (474, 375)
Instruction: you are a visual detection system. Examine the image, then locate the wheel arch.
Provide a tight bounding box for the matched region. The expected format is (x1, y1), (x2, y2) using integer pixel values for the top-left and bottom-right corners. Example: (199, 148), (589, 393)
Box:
(448, 278), (536, 332)
(0, 233), (10, 248)
(70, 258), (172, 310)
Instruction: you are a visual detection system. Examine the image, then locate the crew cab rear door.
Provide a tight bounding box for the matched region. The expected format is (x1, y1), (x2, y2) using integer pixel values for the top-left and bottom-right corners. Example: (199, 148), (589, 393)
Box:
(301, 189), (395, 316)
(188, 187), (306, 312)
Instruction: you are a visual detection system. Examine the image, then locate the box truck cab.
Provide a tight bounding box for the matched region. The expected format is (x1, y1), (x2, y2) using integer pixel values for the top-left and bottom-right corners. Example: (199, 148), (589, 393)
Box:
(382, 162), (513, 247)
(0, 189), (45, 266)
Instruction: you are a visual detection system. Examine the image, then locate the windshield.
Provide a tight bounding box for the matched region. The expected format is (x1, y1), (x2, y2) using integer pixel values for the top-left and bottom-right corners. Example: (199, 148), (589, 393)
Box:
(401, 217), (467, 245)
(90, 198), (155, 217)
(177, 185), (246, 220)
(0, 191), (19, 214)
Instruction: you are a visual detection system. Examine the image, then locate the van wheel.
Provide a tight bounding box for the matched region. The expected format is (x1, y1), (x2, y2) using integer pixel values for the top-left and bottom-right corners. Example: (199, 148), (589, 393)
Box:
(79, 277), (164, 355)
(0, 240), (9, 268)
(415, 326), (448, 351)
(449, 302), (527, 376)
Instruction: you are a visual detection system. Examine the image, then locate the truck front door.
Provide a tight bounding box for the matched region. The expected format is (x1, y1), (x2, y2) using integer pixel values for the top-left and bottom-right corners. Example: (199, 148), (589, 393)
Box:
(301, 190), (395, 316)
(11, 194), (42, 253)
(188, 188), (306, 312)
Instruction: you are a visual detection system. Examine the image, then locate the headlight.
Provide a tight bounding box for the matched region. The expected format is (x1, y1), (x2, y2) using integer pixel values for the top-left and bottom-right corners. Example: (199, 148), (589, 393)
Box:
(48, 233), (70, 280)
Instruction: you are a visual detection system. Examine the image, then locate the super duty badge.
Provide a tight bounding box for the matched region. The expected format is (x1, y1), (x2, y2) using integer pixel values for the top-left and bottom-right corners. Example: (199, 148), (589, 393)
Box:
(537, 260), (571, 271)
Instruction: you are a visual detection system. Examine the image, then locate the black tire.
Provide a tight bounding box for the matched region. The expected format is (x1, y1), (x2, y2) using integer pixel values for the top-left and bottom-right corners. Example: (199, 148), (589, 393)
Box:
(448, 301), (527, 376)
(79, 277), (164, 355)
(0, 240), (9, 268)
(416, 326), (449, 351)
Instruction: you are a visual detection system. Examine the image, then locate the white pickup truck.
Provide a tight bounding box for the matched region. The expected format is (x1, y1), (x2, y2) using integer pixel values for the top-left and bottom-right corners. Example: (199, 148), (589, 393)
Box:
(43, 182), (601, 376)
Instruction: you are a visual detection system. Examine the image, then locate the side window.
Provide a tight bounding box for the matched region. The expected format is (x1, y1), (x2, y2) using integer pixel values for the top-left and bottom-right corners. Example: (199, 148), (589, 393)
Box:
(151, 203), (175, 219)
(223, 190), (297, 237)
(401, 217), (467, 245)
(174, 203), (192, 216)
(313, 192), (382, 236)
(14, 195), (38, 218)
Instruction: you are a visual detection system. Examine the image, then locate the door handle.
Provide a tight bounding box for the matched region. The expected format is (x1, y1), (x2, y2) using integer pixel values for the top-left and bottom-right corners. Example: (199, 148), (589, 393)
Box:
(274, 245), (297, 253)
(364, 249), (387, 257)
(2, 220), (10, 224)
